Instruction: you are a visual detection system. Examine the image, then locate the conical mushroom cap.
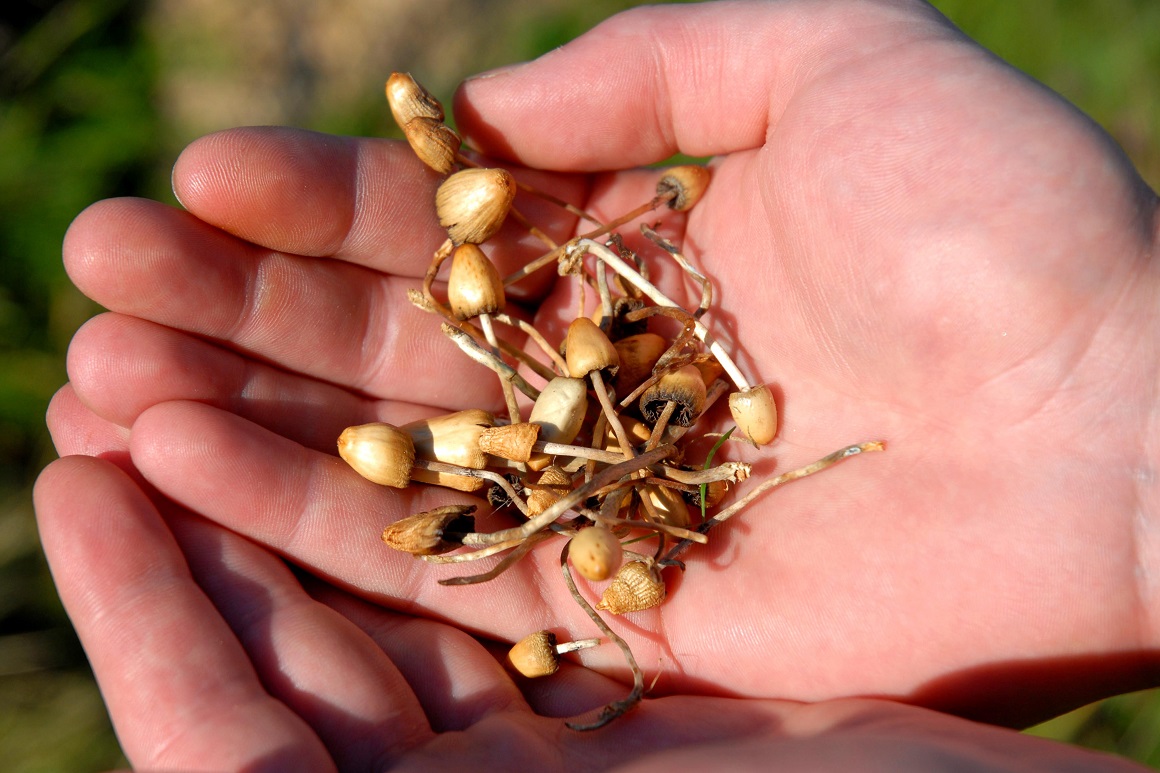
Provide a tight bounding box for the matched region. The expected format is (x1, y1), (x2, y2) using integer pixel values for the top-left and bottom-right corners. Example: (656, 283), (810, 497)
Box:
(613, 333), (667, 396)
(728, 384), (777, 446)
(436, 168), (515, 244)
(401, 117), (461, 175)
(656, 165), (710, 211)
(506, 630), (559, 678)
(403, 409), (494, 469)
(337, 423), (415, 488)
(381, 504), (475, 555)
(640, 483), (691, 530)
(386, 72), (444, 124)
(564, 318), (619, 379)
(447, 243), (505, 319)
(568, 526), (623, 581)
(526, 465), (571, 517)
(478, 422), (540, 463)
(597, 560), (666, 614)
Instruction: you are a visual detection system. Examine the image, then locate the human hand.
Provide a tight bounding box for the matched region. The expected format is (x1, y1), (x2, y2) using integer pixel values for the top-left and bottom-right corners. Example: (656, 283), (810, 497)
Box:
(35, 400), (1147, 770)
(45, 0), (1160, 748)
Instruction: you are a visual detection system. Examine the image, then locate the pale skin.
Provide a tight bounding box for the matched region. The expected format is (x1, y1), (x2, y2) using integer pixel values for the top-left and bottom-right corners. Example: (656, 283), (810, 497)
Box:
(34, 0), (1160, 770)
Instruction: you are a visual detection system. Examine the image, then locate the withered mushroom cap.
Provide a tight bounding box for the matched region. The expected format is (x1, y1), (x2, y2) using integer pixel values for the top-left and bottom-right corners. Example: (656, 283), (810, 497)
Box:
(381, 504), (476, 555)
(597, 560), (666, 614)
(640, 364), (708, 428)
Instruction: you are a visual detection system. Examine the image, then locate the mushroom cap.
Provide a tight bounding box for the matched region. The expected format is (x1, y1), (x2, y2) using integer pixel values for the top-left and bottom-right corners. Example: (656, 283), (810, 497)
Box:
(337, 422), (415, 488)
(435, 167), (516, 245)
(612, 332), (667, 396)
(506, 630), (559, 678)
(568, 525), (623, 581)
(639, 364), (707, 428)
(447, 243), (505, 319)
(386, 72), (444, 124)
(597, 560), (666, 614)
(401, 117), (460, 175)
(381, 504), (476, 555)
(728, 384), (778, 446)
(478, 422), (540, 463)
(656, 165), (710, 211)
(403, 409), (495, 469)
(564, 317), (619, 379)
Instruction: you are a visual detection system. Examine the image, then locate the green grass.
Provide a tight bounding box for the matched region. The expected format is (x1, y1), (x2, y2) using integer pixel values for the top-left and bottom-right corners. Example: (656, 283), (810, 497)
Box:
(1, 1), (1157, 769)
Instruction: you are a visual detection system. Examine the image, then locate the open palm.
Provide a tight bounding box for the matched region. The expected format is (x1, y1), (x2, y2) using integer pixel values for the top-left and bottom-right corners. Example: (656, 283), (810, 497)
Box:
(38, 0), (1160, 769)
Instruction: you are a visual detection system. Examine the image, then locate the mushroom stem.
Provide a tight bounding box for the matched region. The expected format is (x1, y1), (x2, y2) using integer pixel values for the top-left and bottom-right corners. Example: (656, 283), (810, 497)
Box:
(461, 444), (677, 546)
(645, 400), (677, 451)
(660, 441), (887, 565)
(440, 323), (540, 400)
(407, 290), (558, 382)
(572, 239), (752, 392)
(491, 311), (569, 375)
(555, 637), (601, 655)
(560, 543), (645, 731)
(641, 224), (712, 318)
(590, 369), (634, 461)
(438, 530), (554, 586)
(479, 312), (522, 423)
(503, 191), (677, 286)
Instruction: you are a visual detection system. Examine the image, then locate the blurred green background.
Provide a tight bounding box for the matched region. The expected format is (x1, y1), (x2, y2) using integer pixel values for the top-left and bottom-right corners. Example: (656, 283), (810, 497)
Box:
(1, 0), (1158, 769)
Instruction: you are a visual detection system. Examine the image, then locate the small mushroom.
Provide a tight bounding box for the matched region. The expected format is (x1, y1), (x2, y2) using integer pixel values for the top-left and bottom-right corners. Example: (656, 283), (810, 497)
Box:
(597, 560), (666, 614)
(656, 165), (711, 212)
(728, 384), (778, 446)
(613, 332), (667, 397)
(506, 630), (600, 678)
(527, 376), (589, 471)
(564, 318), (634, 459)
(385, 72), (460, 174)
(445, 243), (520, 422)
(525, 465), (571, 517)
(381, 504), (476, 555)
(639, 483), (691, 530)
(568, 525), (623, 581)
(337, 422), (415, 489)
(436, 168), (516, 245)
(639, 364), (707, 430)
(478, 422), (541, 464)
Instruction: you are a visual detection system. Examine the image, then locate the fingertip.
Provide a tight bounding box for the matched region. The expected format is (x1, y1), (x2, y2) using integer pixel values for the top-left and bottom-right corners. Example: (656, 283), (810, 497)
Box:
(173, 126), (362, 255)
(45, 382), (132, 461)
(453, 4), (771, 170)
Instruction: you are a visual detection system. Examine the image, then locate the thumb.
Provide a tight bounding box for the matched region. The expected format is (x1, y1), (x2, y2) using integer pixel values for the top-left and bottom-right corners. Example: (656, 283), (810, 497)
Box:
(452, 1), (947, 171)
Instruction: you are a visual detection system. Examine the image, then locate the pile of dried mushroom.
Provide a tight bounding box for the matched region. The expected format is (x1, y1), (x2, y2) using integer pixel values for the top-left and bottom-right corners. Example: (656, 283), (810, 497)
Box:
(336, 73), (885, 730)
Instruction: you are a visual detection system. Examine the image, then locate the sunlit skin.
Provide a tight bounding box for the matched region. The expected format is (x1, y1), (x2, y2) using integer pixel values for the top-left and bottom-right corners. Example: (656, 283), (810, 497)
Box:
(35, 1), (1159, 770)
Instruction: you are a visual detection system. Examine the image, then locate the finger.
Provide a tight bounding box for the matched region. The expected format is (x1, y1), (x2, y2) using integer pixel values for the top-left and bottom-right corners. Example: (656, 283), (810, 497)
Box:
(168, 509), (434, 768)
(169, 126), (587, 297)
(66, 312), (467, 449)
(607, 698), (1149, 773)
(307, 582), (636, 729)
(127, 399), (653, 679)
(453, 1), (949, 169)
(33, 456), (333, 771)
(303, 582), (527, 732)
(46, 382), (130, 459)
(63, 200), (505, 404)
